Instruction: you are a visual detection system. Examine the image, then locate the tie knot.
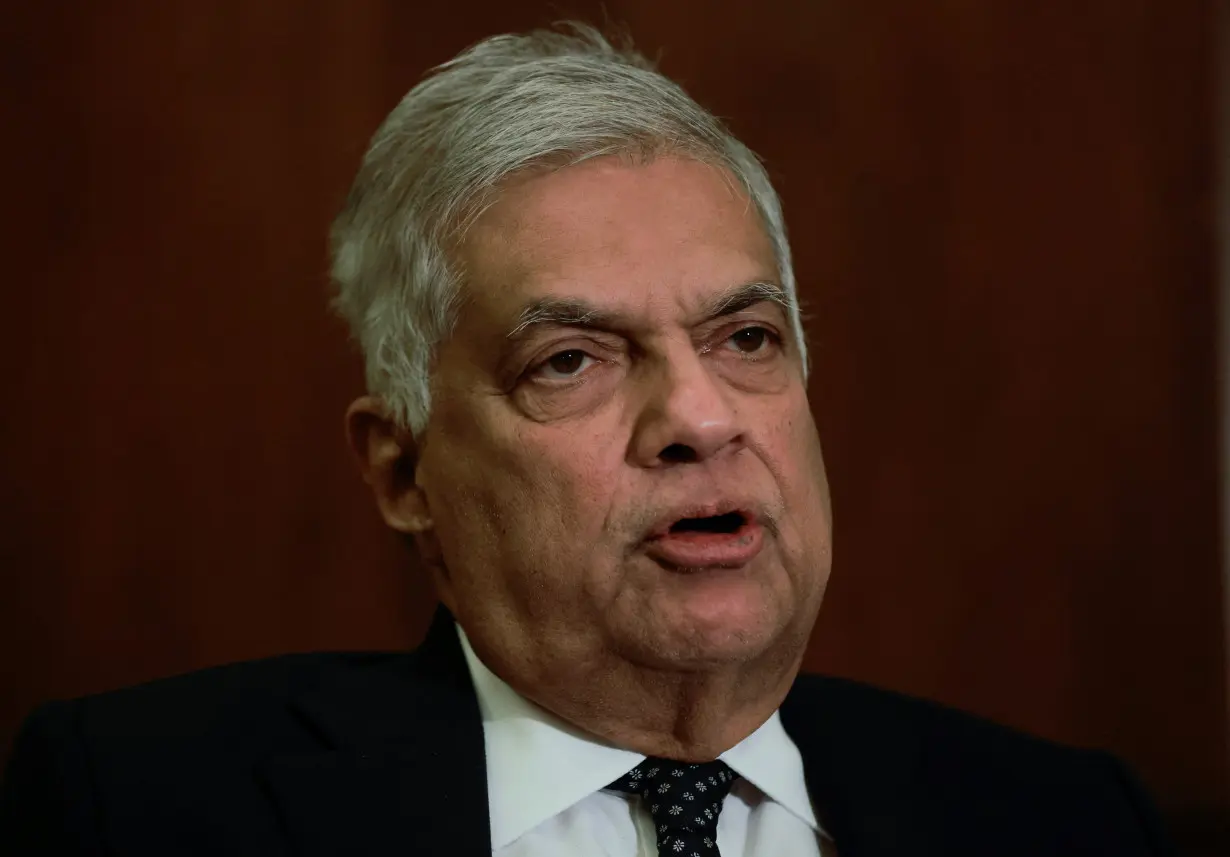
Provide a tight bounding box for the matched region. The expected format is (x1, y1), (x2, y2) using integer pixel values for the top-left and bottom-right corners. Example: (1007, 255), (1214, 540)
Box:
(607, 758), (738, 854)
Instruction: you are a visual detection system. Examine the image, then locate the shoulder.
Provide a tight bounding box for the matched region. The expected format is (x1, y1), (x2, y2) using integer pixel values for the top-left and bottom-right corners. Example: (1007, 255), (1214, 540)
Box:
(14, 651), (406, 759)
(784, 672), (1115, 788)
(784, 674), (1173, 853)
(0, 652), (417, 852)
(787, 671), (1079, 763)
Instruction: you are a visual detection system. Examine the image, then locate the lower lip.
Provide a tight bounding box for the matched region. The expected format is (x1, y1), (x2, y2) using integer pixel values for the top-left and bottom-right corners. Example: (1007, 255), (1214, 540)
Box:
(644, 521), (765, 569)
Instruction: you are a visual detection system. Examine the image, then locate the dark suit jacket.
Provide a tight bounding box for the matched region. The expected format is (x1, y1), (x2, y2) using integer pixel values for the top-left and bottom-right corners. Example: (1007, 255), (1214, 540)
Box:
(1, 607), (1173, 856)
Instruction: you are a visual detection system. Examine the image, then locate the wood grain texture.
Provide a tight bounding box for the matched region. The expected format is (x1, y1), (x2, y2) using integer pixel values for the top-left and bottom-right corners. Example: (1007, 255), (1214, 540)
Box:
(1, 0), (1224, 843)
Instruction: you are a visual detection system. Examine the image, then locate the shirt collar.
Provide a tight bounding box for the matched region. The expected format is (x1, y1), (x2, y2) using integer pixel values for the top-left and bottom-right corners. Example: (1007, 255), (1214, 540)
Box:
(719, 709), (820, 831)
(458, 625), (644, 849)
(457, 624), (821, 849)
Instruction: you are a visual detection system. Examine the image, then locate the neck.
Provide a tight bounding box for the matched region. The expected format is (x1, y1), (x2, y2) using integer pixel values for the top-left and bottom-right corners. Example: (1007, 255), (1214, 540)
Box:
(516, 644), (805, 761)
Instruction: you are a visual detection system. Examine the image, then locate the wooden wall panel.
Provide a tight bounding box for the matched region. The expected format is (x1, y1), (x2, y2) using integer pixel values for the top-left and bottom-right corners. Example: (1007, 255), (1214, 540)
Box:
(2, 0), (1224, 848)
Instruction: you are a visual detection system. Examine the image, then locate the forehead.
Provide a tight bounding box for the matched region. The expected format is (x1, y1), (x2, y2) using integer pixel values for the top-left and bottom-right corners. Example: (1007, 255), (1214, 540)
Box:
(454, 155), (779, 329)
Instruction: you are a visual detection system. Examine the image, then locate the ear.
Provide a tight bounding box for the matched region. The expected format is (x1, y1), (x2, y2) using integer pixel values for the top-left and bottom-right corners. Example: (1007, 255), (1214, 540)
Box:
(344, 396), (435, 538)
(345, 397), (454, 609)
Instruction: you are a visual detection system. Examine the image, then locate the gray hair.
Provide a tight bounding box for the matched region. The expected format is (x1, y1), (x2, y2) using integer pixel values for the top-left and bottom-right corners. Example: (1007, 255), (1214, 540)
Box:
(329, 22), (806, 436)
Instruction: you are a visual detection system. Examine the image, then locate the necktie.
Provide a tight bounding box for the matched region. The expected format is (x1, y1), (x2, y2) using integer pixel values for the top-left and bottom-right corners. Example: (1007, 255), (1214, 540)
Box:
(607, 757), (739, 856)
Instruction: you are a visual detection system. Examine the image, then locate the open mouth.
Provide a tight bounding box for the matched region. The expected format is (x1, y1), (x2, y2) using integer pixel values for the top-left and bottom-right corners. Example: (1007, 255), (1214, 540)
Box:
(668, 511), (747, 535)
(647, 509), (763, 568)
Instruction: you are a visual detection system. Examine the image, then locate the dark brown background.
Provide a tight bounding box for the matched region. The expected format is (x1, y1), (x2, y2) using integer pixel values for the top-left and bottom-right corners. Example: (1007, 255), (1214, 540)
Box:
(3, 1), (1226, 852)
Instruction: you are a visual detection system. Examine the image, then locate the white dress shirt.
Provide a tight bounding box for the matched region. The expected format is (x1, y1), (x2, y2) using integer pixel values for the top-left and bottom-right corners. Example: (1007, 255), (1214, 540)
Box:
(457, 626), (829, 856)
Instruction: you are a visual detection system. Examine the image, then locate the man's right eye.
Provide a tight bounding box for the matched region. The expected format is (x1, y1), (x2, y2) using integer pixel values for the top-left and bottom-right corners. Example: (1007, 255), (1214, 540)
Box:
(535, 349), (596, 381)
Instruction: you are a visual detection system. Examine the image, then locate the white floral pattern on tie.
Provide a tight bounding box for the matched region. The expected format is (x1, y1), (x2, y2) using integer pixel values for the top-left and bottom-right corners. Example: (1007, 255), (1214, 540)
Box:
(607, 758), (738, 856)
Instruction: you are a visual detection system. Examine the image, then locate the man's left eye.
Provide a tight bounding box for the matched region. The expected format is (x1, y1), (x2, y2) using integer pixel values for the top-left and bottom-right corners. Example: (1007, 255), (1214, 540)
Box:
(726, 326), (777, 355)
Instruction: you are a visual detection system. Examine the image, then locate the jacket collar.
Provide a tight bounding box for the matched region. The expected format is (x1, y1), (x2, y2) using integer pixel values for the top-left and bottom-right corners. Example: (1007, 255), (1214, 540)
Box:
(261, 605), (934, 857)
(782, 675), (931, 857)
(259, 606), (490, 857)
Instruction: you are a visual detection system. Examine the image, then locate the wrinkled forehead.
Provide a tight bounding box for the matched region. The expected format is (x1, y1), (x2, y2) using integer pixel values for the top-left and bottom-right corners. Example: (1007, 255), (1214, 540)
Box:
(460, 274), (789, 347)
(452, 155), (781, 337)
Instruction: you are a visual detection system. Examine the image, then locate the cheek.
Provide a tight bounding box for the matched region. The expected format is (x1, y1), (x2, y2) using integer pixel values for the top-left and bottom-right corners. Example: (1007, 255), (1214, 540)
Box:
(423, 425), (621, 575)
(765, 406), (832, 541)
(517, 445), (625, 565)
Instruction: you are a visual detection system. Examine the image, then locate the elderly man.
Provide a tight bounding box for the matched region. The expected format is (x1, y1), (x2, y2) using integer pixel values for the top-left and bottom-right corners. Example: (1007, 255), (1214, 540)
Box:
(2, 23), (1171, 857)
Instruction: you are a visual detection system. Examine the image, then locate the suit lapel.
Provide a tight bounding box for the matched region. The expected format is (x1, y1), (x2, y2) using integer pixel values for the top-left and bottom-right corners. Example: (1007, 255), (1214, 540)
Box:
(260, 607), (490, 857)
(782, 675), (937, 857)
(259, 612), (965, 856)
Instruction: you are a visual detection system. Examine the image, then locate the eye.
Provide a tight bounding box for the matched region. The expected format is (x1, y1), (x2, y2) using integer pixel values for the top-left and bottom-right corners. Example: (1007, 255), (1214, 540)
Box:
(534, 348), (597, 381)
(725, 326), (779, 356)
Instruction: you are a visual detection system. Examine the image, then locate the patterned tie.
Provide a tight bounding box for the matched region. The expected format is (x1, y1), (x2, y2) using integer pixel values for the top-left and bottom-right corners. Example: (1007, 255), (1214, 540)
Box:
(607, 757), (739, 856)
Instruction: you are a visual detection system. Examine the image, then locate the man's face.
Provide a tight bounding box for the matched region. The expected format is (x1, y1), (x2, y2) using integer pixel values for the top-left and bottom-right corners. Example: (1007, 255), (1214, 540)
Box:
(415, 155), (832, 682)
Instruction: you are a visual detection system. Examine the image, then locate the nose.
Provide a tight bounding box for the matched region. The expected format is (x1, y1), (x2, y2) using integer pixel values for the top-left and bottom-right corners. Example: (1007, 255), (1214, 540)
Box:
(628, 351), (744, 467)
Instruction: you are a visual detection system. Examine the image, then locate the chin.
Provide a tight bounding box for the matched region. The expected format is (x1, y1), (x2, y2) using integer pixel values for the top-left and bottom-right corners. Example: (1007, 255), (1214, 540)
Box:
(641, 609), (787, 670)
(645, 639), (775, 673)
(609, 563), (801, 667)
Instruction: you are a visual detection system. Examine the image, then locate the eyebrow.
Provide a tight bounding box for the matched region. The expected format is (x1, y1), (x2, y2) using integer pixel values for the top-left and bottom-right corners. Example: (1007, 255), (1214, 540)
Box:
(503, 280), (795, 343)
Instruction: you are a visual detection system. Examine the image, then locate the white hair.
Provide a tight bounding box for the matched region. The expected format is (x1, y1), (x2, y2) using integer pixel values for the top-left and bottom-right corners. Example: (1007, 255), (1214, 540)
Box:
(329, 22), (807, 436)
